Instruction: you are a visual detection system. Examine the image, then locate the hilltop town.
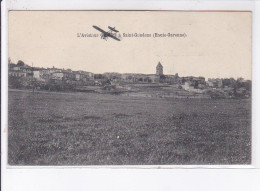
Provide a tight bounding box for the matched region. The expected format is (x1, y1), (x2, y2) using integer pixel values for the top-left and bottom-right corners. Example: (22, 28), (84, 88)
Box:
(8, 58), (251, 99)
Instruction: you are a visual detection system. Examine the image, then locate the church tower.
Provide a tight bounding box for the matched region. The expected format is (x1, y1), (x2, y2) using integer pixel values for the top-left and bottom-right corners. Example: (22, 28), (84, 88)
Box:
(156, 62), (163, 76)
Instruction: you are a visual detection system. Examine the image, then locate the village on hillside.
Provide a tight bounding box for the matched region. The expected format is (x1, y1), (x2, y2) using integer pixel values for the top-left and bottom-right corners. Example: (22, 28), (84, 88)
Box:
(8, 58), (251, 99)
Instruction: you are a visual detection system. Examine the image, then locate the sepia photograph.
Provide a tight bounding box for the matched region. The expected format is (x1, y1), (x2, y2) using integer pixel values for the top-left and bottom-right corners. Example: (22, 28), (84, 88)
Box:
(7, 11), (252, 166)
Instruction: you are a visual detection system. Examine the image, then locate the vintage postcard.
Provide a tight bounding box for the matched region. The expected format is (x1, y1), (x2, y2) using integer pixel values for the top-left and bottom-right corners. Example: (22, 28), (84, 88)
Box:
(7, 11), (252, 166)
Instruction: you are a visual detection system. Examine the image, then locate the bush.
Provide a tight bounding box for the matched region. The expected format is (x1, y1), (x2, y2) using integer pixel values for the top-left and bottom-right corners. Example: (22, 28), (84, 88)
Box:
(206, 89), (227, 99)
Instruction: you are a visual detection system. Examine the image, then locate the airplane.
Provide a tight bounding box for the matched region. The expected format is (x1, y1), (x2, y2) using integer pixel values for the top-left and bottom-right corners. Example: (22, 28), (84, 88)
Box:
(108, 26), (119, 33)
(93, 25), (121, 41)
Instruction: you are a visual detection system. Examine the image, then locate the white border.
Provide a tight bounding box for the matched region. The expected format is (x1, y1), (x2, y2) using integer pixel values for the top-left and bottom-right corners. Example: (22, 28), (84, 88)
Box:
(2, 0), (260, 190)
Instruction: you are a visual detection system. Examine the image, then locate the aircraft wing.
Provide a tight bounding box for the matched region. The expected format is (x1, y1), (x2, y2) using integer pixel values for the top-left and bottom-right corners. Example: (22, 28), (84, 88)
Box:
(93, 25), (107, 34)
(107, 33), (121, 41)
(108, 26), (119, 33)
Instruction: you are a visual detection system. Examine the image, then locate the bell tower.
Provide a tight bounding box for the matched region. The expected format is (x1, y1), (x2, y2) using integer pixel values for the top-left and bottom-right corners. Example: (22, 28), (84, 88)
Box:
(156, 62), (163, 76)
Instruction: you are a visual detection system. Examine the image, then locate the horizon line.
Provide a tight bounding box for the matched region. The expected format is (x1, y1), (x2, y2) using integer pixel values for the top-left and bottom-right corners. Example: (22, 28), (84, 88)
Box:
(8, 58), (251, 81)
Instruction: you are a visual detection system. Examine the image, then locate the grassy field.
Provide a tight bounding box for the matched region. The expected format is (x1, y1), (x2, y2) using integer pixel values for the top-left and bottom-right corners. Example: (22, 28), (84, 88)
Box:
(8, 89), (251, 165)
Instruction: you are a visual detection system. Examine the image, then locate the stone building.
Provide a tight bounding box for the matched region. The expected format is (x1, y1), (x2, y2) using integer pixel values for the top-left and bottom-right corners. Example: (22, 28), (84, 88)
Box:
(33, 69), (49, 81)
(8, 61), (33, 78)
(156, 62), (163, 76)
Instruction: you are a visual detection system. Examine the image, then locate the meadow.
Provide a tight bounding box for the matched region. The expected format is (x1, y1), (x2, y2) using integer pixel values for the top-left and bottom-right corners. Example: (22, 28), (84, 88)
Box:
(8, 90), (251, 165)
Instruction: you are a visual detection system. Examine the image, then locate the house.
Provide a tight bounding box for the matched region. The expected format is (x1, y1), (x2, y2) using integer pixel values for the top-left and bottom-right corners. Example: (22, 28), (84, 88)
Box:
(33, 69), (50, 81)
(63, 70), (75, 81)
(165, 74), (179, 84)
(48, 66), (62, 74)
(104, 72), (122, 80)
(75, 73), (82, 81)
(181, 76), (206, 88)
(9, 70), (27, 77)
(182, 81), (193, 90)
(146, 74), (159, 83)
(207, 78), (223, 88)
(51, 72), (64, 80)
(8, 62), (33, 78)
(75, 71), (93, 82)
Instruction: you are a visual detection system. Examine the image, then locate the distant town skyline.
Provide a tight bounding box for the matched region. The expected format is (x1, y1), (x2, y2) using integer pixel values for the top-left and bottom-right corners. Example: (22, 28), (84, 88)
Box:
(9, 58), (250, 81)
(9, 11), (251, 79)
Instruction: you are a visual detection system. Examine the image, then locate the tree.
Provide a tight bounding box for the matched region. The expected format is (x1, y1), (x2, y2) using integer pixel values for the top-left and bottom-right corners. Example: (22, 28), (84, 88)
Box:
(194, 81), (199, 89)
(17, 60), (25, 66)
(206, 89), (226, 99)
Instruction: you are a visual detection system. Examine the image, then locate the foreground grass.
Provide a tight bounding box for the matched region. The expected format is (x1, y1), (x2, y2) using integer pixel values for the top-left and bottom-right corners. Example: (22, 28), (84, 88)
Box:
(8, 90), (251, 165)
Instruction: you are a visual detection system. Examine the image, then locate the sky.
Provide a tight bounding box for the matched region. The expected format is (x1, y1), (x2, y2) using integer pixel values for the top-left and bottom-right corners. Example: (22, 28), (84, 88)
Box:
(9, 11), (252, 79)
